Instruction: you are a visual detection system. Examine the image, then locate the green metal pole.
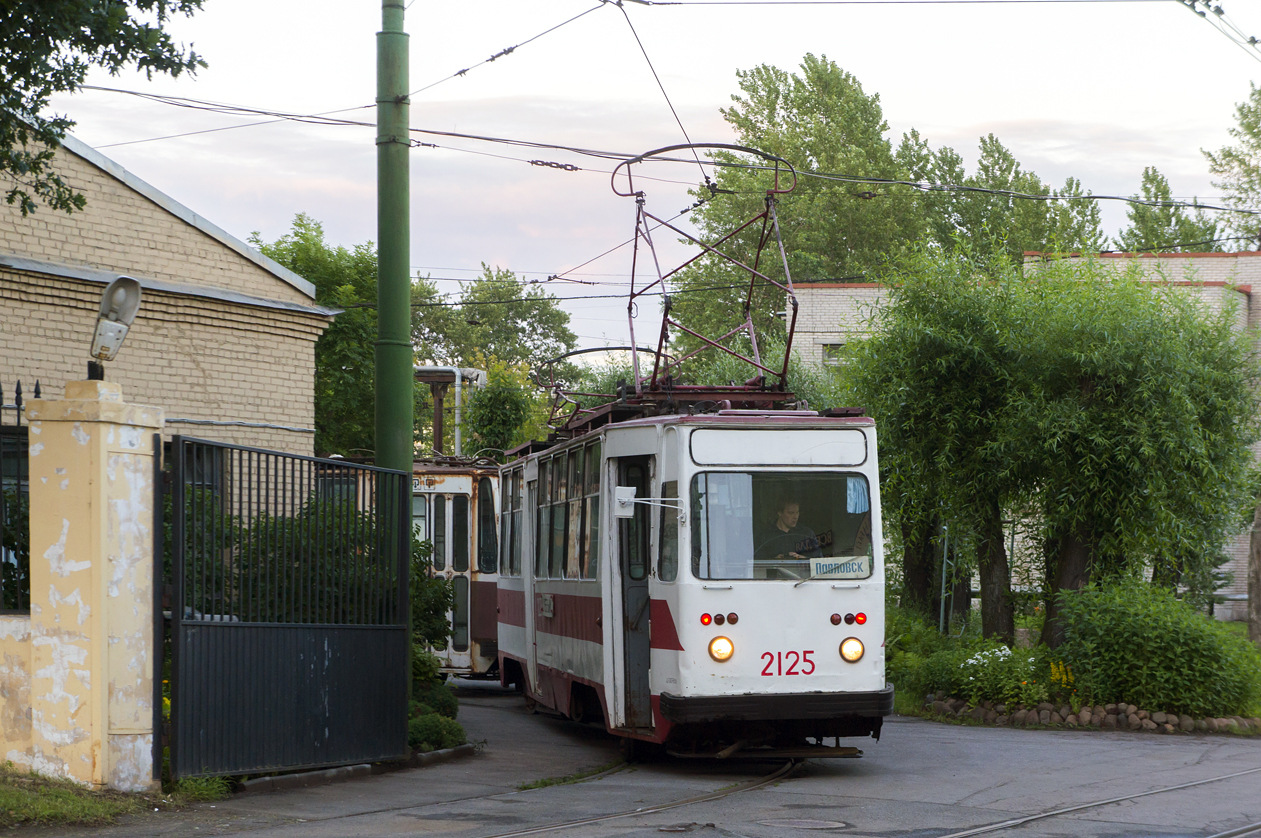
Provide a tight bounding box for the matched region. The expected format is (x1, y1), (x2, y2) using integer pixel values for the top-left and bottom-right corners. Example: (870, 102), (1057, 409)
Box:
(376, 0), (412, 473)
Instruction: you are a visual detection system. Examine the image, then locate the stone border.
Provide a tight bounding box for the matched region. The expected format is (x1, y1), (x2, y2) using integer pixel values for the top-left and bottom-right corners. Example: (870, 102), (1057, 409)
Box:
(926, 698), (1261, 734)
(236, 744), (477, 794)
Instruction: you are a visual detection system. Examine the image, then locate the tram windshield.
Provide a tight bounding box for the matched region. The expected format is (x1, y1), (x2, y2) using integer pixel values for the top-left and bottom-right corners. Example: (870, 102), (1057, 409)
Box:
(690, 471), (873, 581)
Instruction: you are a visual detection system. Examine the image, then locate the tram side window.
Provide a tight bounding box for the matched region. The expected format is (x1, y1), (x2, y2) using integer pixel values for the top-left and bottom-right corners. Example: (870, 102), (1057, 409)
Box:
(411, 494), (427, 543)
(582, 441), (601, 579)
(477, 477), (498, 573)
(499, 471), (512, 576)
(659, 480), (678, 582)
(536, 460), (551, 578)
(433, 496), (447, 571)
(566, 449), (582, 579)
(549, 454), (567, 578)
(622, 462), (649, 581)
(510, 470), (523, 576)
(453, 495), (470, 573)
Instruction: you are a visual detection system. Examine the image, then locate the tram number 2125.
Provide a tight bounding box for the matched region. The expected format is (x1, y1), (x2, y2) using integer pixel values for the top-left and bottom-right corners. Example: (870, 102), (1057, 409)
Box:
(761, 650), (816, 676)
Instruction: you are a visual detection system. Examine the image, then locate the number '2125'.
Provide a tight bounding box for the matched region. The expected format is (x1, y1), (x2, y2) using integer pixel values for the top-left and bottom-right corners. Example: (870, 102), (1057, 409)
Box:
(760, 650), (815, 676)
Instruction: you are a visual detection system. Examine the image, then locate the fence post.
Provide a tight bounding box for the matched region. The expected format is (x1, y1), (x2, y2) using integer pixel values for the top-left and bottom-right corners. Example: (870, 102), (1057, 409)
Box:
(26, 381), (163, 791)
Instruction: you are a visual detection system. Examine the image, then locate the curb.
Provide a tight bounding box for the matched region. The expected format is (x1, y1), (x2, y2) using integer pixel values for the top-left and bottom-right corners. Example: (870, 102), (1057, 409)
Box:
(236, 743), (478, 795)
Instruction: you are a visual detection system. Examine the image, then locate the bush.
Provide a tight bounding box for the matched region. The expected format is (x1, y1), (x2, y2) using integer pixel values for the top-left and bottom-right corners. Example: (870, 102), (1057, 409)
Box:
(407, 714), (465, 752)
(414, 679), (458, 719)
(957, 643), (1048, 707)
(1056, 580), (1261, 717)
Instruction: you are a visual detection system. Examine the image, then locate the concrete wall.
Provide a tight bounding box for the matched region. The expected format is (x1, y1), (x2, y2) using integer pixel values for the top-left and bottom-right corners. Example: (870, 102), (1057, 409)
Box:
(0, 382), (162, 791)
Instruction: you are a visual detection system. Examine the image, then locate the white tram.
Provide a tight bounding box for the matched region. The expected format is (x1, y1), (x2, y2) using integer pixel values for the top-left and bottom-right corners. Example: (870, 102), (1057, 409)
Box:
(496, 409), (893, 758)
(411, 457), (501, 678)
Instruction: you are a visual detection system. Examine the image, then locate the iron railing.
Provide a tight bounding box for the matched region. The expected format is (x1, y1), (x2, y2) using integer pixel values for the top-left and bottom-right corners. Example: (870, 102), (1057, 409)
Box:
(0, 380), (37, 613)
(168, 436), (411, 778)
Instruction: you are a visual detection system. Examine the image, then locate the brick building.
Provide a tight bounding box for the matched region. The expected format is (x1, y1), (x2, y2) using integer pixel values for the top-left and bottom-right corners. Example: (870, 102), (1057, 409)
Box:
(0, 134), (332, 455)
(794, 252), (1261, 621)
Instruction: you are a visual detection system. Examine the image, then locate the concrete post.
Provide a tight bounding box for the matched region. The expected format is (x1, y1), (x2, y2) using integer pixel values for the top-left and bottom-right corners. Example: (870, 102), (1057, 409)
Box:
(25, 381), (163, 791)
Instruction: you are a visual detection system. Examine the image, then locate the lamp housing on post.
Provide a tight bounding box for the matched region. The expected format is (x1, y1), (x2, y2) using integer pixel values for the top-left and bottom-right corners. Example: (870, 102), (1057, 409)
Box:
(88, 276), (142, 379)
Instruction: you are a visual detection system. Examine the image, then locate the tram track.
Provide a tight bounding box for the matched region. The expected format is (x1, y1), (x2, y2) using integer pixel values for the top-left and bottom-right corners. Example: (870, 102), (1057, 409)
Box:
(476, 758), (800, 838)
(935, 765), (1261, 838)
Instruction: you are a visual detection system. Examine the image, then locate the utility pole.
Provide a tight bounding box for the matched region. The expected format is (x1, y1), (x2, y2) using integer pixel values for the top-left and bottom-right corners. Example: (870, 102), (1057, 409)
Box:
(375, 0), (412, 473)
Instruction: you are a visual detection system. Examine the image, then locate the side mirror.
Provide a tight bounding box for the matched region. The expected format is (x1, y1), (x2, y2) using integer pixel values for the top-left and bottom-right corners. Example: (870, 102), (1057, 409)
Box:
(614, 486), (637, 518)
(89, 276), (142, 362)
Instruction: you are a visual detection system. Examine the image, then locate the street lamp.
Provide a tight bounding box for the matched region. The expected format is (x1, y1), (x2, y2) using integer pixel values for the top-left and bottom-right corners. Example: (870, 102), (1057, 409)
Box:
(88, 276), (142, 380)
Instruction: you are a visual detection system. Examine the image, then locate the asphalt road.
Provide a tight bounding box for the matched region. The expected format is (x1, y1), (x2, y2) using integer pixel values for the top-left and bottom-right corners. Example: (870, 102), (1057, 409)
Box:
(23, 681), (1261, 837)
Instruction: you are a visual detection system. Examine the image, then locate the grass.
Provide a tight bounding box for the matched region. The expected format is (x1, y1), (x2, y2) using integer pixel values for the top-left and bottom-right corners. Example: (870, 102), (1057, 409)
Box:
(0, 763), (232, 829)
(517, 759), (624, 790)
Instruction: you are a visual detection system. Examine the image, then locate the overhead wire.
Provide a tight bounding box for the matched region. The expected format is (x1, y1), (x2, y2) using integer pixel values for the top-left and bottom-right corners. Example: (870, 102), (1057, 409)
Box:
(1178, 1), (1261, 65)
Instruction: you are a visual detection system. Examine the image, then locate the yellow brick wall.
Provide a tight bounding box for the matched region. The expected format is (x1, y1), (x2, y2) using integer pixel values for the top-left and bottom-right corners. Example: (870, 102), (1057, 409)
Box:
(1, 268), (323, 455)
(0, 141), (310, 306)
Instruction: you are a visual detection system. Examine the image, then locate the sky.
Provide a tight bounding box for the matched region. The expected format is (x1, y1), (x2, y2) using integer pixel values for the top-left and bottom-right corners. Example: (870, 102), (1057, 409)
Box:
(48, 0), (1261, 352)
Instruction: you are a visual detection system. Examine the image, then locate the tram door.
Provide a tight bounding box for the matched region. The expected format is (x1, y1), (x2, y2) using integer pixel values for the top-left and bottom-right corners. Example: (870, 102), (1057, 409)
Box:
(616, 456), (653, 729)
(415, 479), (474, 672)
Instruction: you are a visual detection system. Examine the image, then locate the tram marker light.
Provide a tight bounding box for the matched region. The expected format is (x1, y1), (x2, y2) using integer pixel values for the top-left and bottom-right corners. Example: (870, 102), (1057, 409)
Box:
(700, 613), (712, 626)
(714, 613), (725, 625)
(855, 612), (868, 625)
(840, 637), (864, 663)
(844, 613), (856, 625)
(709, 636), (735, 662)
(831, 613), (842, 626)
(726, 612), (738, 624)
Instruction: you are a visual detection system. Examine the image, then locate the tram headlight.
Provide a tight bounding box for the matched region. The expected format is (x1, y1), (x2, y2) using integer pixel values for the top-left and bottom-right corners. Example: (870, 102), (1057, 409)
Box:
(709, 636), (735, 662)
(839, 637), (865, 663)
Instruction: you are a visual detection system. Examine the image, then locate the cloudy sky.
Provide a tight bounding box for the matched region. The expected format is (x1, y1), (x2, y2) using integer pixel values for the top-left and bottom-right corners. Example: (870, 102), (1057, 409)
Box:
(50, 0), (1261, 349)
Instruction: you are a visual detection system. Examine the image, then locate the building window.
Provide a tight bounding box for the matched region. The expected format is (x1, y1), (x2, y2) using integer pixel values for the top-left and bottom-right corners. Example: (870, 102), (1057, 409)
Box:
(822, 343), (846, 366)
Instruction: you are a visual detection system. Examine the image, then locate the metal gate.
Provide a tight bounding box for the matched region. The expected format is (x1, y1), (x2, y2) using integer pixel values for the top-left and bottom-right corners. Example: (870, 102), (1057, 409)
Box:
(167, 437), (410, 779)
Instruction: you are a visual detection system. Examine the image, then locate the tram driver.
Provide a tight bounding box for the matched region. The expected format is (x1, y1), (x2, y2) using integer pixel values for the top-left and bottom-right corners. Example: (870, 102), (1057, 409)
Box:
(755, 497), (823, 561)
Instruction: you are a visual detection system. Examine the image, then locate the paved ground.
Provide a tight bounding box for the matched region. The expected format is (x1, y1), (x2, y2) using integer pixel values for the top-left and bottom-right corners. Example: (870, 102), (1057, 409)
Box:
(20, 682), (1261, 837)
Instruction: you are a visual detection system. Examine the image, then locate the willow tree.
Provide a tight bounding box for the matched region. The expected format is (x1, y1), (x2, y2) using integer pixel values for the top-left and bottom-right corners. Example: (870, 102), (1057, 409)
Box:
(844, 249), (1260, 644)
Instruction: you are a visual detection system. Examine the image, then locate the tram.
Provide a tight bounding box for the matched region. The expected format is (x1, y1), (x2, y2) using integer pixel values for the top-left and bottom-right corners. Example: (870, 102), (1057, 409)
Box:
(495, 405), (892, 757)
(411, 456), (501, 678)
(497, 142), (891, 756)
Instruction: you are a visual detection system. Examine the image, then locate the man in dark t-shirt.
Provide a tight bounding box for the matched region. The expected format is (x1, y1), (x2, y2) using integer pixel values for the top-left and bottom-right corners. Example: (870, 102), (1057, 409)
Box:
(754, 499), (822, 559)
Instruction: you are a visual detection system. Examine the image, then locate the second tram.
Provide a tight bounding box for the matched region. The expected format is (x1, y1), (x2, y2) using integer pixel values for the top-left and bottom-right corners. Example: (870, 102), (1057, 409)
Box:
(411, 457), (501, 678)
(496, 408), (893, 758)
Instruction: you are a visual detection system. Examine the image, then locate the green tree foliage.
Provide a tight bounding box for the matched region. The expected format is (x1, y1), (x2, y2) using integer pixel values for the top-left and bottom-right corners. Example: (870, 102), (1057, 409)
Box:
(669, 55), (924, 351)
(899, 132), (1104, 263)
(1114, 167), (1221, 253)
(412, 265), (577, 370)
(1018, 258), (1259, 640)
(253, 214), (389, 457)
(843, 249), (1260, 642)
(1, 0), (204, 215)
(843, 246), (1023, 641)
(1205, 82), (1261, 247)
(463, 357), (550, 461)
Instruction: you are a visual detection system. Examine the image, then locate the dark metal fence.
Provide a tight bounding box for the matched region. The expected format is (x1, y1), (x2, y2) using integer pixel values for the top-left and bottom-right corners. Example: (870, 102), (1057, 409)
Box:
(168, 436), (411, 779)
(0, 381), (37, 613)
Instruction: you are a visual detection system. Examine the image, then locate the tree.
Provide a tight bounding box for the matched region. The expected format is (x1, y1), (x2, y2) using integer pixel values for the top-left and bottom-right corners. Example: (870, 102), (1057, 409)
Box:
(254, 214), (417, 458)
(2, 0), (205, 215)
(900, 133), (1104, 263)
(1016, 258), (1259, 643)
(411, 265), (577, 370)
(463, 356), (550, 461)
(1204, 82), (1261, 247)
(843, 249), (1260, 643)
(668, 55), (925, 354)
(842, 246), (1025, 641)
(1114, 167), (1221, 253)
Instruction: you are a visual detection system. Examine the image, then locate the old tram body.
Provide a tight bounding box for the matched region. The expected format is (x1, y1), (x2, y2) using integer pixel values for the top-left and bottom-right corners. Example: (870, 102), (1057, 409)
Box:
(495, 408), (892, 757)
(411, 457), (501, 678)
